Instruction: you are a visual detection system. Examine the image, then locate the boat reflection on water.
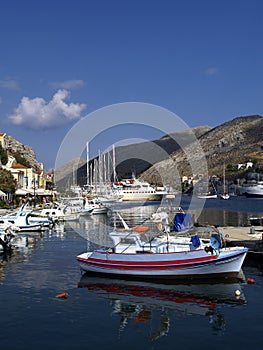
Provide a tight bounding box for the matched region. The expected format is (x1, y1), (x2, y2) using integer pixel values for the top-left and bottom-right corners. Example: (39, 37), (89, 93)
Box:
(78, 272), (247, 339)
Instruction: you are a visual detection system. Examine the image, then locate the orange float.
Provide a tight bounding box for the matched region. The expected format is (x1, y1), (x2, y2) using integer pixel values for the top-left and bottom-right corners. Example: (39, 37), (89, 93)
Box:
(247, 278), (255, 284)
(55, 292), (68, 299)
(132, 226), (149, 233)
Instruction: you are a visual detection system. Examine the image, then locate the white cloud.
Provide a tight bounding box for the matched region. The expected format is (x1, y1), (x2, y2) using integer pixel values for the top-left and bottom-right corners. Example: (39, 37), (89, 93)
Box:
(8, 89), (86, 130)
(0, 78), (19, 90)
(204, 67), (219, 76)
(49, 80), (86, 89)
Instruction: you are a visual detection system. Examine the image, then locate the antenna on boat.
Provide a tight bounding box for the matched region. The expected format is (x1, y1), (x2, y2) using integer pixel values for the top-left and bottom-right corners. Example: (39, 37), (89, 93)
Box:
(163, 223), (170, 252)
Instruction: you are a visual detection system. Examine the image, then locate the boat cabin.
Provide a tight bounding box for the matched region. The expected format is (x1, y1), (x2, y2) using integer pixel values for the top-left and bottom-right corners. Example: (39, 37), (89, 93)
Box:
(108, 231), (203, 254)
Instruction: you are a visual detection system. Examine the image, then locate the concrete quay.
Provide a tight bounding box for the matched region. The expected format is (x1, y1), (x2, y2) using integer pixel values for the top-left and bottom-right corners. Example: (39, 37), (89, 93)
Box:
(221, 226), (263, 262)
(222, 225), (263, 242)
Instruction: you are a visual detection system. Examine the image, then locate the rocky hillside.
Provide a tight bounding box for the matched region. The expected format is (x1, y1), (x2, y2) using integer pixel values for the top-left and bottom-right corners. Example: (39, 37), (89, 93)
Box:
(54, 126), (211, 188)
(141, 115), (263, 185)
(113, 125), (212, 178)
(54, 157), (87, 187)
(54, 115), (263, 189)
(6, 135), (42, 170)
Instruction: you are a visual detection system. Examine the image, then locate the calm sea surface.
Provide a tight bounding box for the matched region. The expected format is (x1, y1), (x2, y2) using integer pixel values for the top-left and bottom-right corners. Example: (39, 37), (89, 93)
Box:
(1, 196), (263, 350)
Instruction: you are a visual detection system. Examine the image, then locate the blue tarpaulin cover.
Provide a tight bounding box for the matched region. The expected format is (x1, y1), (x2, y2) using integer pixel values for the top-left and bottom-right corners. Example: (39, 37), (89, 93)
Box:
(174, 213), (192, 232)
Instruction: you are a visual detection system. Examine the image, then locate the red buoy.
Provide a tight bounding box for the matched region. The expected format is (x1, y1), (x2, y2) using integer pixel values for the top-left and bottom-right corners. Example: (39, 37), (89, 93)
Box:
(55, 292), (68, 299)
(247, 278), (255, 284)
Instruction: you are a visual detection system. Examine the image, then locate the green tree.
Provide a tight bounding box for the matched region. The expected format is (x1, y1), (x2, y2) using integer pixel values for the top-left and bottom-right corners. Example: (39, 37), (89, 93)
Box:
(0, 169), (17, 192)
(0, 145), (8, 165)
(14, 153), (31, 168)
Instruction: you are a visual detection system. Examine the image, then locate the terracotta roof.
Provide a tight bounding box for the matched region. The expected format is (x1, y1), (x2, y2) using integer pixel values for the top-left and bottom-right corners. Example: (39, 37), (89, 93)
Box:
(0, 133), (6, 137)
(11, 164), (29, 169)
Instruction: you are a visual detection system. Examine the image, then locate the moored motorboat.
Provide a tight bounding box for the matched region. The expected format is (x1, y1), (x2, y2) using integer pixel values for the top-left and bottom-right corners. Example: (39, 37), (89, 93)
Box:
(197, 193), (217, 199)
(81, 197), (109, 215)
(241, 181), (263, 197)
(0, 209), (48, 231)
(77, 225), (248, 280)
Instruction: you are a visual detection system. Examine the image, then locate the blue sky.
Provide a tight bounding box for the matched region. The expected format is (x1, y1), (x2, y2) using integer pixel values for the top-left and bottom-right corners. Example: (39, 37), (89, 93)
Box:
(0, 0), (263, 171)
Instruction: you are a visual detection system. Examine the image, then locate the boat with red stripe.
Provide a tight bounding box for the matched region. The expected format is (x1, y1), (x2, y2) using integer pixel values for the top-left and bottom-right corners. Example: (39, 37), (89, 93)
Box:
(77, 225), (248, 279)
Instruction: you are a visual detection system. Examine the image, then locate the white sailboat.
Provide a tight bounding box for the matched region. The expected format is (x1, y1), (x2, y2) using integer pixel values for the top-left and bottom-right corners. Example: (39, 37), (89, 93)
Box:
(220, 164), (230, 200)
(197, 180), (217, 199)
(86, 143), (122, 202)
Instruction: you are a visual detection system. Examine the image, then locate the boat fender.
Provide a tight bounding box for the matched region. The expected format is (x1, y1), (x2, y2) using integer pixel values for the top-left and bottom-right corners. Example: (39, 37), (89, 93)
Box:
(235, 289), (241, 297)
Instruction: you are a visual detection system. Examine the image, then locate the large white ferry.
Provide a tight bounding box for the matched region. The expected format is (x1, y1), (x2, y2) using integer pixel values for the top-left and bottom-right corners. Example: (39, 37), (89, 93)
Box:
(112, 176), (167, 201)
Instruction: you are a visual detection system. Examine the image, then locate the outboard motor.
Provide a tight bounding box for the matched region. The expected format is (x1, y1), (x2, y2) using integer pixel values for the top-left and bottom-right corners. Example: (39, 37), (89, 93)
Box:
(209, 233), (223, 254)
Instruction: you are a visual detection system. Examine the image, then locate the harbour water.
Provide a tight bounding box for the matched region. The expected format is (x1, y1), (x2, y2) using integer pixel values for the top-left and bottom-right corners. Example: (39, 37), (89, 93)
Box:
(0, 196), (262, 349)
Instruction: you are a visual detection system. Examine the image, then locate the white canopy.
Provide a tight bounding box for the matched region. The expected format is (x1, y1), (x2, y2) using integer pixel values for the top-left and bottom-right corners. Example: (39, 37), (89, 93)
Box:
(15, 188), (32, 195)
(15, 188), (55, 196)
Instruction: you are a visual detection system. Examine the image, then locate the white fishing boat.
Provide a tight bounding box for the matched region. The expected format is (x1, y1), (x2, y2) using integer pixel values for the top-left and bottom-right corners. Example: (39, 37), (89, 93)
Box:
(0, 209), (47, 231)
(197, 179), (217, 199)
(197, 193), (217, 199)
(37, 201), (82, 222)
(18, 203), (54, 227)
(77, 221), (248, 280)
(81, 197), (109, 215)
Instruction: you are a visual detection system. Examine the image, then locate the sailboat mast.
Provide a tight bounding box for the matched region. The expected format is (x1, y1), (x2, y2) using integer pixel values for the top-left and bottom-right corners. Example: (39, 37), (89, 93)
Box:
(86, 142), (89, 186)
(112, 144), (116, 182)
(223, 163), (226, 193)
(72, 164), (76, 185)
(107, 151), (110, 183)
(103, 153), (107, 184)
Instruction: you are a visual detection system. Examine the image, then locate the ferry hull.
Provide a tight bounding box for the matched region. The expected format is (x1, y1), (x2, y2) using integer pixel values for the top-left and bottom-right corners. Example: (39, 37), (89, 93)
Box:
(121, 193), (164, 201)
